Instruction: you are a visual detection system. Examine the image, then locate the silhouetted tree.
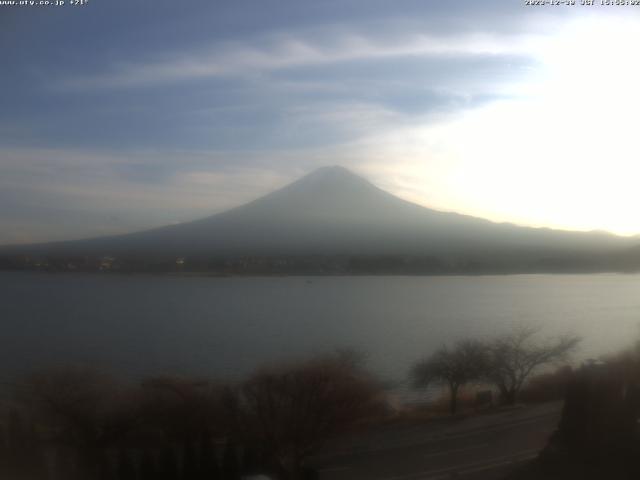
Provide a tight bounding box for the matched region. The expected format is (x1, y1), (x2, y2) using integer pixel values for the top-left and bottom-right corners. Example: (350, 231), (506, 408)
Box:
(198, 432), (220, 479)
(139, 450), (158, 480)
(116, 449), (136, 480)
(487, 325), (580, 405)
(140, 375), (228, 440)
(5, 408), (45, 477)
(7, 409), (29, 466)
(536, 357), (640, 478)
(139, 376), (231, 479)
(240, 353), (382, 479)
(222, 441), (240, 480)
(183, 437), (198, 479)
(241, 444), (262, 476)
(411, 340), (489, 415)
(19, 367), (144, 480)
(158, 446), (179, 480)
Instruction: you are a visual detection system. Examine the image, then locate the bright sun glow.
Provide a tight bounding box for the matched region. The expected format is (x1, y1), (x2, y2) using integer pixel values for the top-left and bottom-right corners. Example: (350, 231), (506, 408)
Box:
(376, 15), (640, 236)
(450, 16), (640, 235)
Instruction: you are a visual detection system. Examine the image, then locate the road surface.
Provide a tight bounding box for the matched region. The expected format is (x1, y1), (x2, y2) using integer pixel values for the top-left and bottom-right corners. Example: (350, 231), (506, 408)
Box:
(313, 402), (562, 480)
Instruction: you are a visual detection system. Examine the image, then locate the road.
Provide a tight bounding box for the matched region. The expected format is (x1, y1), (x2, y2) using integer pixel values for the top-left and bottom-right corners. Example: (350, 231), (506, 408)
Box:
(313, 402), (562, 480)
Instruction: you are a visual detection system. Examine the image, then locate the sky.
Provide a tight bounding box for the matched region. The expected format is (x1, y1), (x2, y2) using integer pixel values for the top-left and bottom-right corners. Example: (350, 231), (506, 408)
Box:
(2, 0), (640, 245)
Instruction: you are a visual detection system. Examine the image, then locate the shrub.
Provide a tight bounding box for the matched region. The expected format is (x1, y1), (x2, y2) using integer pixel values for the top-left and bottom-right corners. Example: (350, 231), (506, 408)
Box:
(519, 366), (574, 404)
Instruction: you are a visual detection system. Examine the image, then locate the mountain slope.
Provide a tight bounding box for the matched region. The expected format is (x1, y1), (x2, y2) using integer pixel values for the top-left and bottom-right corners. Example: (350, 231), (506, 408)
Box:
(1, 166), (638, 272)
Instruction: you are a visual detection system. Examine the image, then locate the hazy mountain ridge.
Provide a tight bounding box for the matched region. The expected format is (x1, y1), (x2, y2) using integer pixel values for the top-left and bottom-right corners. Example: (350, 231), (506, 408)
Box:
(1, 166), (639, 273)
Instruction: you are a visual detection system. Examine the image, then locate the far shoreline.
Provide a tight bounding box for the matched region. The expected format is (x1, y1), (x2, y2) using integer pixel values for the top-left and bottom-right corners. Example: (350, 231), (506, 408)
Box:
(1, 269), (639, 279)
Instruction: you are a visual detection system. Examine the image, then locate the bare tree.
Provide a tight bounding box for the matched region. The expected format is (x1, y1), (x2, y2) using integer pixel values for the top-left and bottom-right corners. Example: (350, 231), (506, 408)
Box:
(20, 367), (143, 479)
(411, 340), (489, 415)
(487, 325), (580, 405)
(139, 376), (232, 479)
(240, 353), (382, 479)
(140, 375), (229, 440)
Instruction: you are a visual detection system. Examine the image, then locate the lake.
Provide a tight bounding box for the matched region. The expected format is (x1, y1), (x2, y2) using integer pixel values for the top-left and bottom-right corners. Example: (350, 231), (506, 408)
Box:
(1, 272), (639, 393)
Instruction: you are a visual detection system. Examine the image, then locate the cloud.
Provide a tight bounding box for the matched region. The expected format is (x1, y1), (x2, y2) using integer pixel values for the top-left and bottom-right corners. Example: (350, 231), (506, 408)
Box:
(0, 146), (302, 244)
(5, 2), (640, 243)
(58, 30), (541, 90)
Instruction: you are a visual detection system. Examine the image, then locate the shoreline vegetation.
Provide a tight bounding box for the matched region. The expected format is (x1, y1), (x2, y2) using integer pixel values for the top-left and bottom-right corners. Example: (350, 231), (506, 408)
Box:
(2, 168), (639, 279)
(2, 253), (640, 276)
(3, 324), (635, 479)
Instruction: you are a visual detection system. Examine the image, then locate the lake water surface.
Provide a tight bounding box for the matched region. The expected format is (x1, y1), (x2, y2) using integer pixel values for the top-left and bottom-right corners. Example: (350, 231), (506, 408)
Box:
(2, 272), (639, 390)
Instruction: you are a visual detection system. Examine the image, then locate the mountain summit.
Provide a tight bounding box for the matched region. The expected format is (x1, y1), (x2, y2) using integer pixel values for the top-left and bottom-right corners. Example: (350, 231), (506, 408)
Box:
(1, 166), (638, 273)
(281, 165), (387, 199)
(289, 165), (369, 186)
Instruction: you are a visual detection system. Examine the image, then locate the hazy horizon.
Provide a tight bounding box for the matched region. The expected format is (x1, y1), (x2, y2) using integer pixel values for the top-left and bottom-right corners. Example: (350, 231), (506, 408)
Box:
(2, 165), (638, 248)
(3, 2), (640, 244)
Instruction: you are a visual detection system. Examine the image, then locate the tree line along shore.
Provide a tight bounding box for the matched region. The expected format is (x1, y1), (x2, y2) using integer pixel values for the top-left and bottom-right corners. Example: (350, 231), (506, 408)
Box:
(1, 326), (639, 480)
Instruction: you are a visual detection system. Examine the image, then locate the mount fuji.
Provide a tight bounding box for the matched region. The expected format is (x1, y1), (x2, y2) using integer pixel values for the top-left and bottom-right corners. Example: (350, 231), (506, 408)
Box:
(1, 166), (638, 273)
